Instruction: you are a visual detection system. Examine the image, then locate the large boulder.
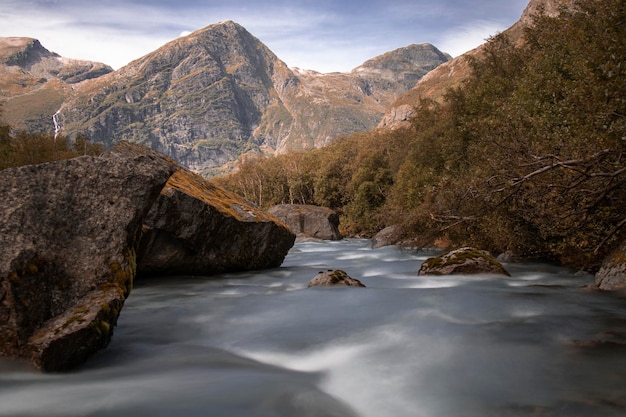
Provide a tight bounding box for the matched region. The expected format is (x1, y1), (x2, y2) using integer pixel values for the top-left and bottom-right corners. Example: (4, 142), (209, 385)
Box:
(308, 270), (366, 288)
(418, 247), (511, 276)
(137, 169), (296, 276)
(595, 241), (626, 291)
(0, 142), (176, 371)
(267, 204), (342, 240)
(371, 225), (403, 249)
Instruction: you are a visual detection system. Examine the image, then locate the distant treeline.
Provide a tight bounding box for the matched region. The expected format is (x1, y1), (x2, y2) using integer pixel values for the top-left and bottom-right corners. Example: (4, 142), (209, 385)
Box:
(0, 121), (103, 170)
(216, 0), (626, 269)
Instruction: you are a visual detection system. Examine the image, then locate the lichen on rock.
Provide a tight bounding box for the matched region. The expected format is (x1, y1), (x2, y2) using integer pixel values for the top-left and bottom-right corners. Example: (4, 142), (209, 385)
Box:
(308, 270), (366, 288)
(137, 168), (296, 276)
(0, 141), (176, 371)
(418, 247), (511, 276)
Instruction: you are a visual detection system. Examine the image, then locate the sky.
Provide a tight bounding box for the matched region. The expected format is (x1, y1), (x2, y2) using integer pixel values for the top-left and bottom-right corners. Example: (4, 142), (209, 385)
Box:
(0, 0), (530, 73)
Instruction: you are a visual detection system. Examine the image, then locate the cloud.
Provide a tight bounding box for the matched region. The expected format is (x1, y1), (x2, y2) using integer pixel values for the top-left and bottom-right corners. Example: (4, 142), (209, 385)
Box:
(436, 20), (509, 57)
(0, 0), (530, 72)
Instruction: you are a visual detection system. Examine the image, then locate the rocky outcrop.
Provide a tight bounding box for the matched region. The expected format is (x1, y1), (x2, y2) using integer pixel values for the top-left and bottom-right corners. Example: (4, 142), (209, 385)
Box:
(137, 169), (296, 276)
(0, 142), (176, 371)
(0, 37), (112, 83)
(595, 241), (626, 291)
(267, 204), (342, 240)
(0, 37), (113, 132)
(418, 247), (511, 276)
(43, 22), (449, 175)
(308, 270), (366, 288)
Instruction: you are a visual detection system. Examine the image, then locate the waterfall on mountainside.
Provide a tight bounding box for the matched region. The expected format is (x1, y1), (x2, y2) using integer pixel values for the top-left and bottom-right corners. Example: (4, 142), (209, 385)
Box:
(53, 108), (61, 139)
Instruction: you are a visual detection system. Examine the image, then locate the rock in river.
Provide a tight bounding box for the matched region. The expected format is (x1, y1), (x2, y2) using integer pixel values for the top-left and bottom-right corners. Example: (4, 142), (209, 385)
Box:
(137, 169), (296, 276)
(267, 204), (342, 240)
(308, 270), (366, 288)
(0, 142), (176, 371)
(595, 240), (626, 291)
(0, 141), (296, 371)
(418, 247), (511, 276)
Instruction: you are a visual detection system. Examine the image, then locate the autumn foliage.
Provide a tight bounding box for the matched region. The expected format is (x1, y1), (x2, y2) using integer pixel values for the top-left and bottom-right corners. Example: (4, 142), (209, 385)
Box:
(217, 0), (626, 269)
(0, 119), (103, 170)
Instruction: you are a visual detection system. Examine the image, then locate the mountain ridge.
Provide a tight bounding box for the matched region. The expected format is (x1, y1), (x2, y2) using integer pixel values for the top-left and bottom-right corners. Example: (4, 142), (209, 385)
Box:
(0, 21), (450, 175)
(378, 0), (572, 129)
(0, 37), (113, 132)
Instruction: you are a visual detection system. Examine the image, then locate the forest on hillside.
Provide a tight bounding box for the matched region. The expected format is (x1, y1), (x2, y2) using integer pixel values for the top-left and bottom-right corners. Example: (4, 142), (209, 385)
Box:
(0, 122), (103, 169)
(216, 0), (626, 270)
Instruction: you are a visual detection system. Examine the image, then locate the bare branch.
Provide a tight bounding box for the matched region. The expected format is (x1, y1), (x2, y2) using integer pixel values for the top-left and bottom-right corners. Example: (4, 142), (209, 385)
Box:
(594, 217), (626, 255)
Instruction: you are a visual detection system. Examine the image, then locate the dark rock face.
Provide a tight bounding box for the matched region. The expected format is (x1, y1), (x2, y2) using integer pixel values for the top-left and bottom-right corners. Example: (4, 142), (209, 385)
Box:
(308, 270), (366, 288)
(418, 247), (511, 276)
(595, 241), (626, 291)
(0, 142), (175, 371)
(52, 22), (449, 174)
(137, 169), (296, 276)
(267, 204), (342, 240)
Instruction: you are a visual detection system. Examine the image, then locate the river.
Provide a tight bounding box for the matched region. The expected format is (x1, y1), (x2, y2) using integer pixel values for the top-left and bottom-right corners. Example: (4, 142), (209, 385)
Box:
(1, 239), (626, 416)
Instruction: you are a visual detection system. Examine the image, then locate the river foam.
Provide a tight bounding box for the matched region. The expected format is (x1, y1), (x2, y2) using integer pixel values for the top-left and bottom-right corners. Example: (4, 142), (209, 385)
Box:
(1, 239), (625, 416)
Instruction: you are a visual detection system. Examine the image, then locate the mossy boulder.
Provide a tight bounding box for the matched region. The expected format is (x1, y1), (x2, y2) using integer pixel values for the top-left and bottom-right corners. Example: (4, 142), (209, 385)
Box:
(418, 247), (511, 276)
(137, 169), (296, 276)
(308, 270), (366, 288)
(595, 240), (626, 291)
(267, 204), (342, 241)
(0, 141), (176, 371)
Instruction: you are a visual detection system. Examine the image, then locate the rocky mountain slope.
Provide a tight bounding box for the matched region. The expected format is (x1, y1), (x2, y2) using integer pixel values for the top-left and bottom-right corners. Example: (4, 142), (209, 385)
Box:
(1, 22), (449, 175)
(0, 37), (112, 132)
(379, 0), (571, 129)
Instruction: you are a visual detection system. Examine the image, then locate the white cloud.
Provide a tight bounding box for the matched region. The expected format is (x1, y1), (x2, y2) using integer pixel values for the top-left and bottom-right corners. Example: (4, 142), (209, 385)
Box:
(0, 1), (529, 72)
(436, 20), (507, 57)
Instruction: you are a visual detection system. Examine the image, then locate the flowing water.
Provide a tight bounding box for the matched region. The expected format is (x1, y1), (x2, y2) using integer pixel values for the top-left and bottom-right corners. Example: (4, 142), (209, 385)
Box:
(2, 239), (626, 417)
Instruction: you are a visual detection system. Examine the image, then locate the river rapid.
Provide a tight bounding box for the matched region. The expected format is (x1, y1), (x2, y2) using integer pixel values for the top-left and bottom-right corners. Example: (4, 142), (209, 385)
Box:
(2, 239), (626, 417)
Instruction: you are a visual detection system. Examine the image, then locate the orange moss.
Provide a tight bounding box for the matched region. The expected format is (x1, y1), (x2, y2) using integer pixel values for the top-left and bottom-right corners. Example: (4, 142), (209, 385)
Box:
(165, 169), (281, 224)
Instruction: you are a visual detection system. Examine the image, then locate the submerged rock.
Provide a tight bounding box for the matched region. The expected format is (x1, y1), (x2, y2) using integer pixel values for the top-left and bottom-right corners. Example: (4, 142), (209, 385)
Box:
(418, 247), (511, 276)
(137, 169), (296, 276)
(0, 142), (176, 371)
(595, 241), (626, 291)
(267, 204), (342, 240)
(308, 270), (366, 288)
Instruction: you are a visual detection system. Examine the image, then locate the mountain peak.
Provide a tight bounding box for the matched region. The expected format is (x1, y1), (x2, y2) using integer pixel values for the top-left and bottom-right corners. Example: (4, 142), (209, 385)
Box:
(0, 37), (58, 67)
(186, 20), (249, 40)
(350, 43), (451, 93)
(354, 43), (450, 74)
(2, 22), (450, 175)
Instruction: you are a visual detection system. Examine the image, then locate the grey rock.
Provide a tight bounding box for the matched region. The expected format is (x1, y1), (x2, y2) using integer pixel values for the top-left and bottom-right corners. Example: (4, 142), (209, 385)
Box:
(0, 141), (175, 371)
(595, 241), (626, 291)
(496, 251), (520, 263)
(52, 22), (449, 174)
(371, 225), (403, 249)
(137, 169), (296, 276)
(418, 247), (511, 276)
(267, 204), (342, 240)
(308, 270), (366, 288)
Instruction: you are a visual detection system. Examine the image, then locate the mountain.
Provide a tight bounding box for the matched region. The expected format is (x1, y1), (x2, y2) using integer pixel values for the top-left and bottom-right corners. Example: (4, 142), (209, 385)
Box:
(0, 37), (113, 132)
(0, 21), (448, 175)
(379, 0), (571, 129)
